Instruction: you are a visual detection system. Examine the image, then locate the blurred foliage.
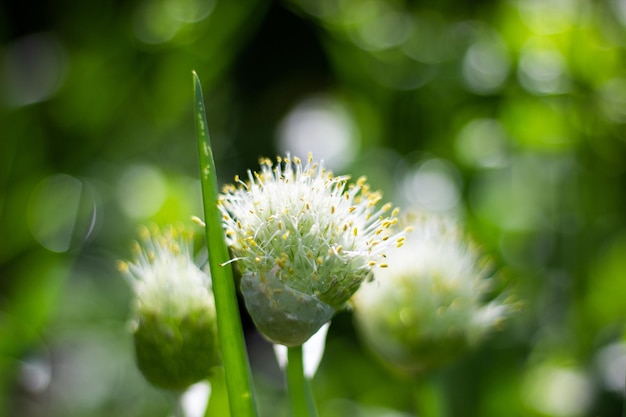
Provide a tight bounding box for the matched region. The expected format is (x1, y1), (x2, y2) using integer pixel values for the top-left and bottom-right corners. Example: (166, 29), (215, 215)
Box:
(2, 0), (626, 416)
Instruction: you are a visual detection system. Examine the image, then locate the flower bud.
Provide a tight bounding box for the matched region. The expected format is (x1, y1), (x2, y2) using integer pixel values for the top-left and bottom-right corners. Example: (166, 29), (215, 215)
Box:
(218, 154), (408, 346)
(120, 225), (219, 390)
(352, 214), (512, 375)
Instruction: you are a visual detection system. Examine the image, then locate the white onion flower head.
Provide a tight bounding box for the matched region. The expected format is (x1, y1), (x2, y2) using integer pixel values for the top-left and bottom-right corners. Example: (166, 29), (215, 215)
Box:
(218, 153), (408, 346)
(121, 225), (214, 317)
(352, 213), (512, 375)
(119, 225), (219, 390)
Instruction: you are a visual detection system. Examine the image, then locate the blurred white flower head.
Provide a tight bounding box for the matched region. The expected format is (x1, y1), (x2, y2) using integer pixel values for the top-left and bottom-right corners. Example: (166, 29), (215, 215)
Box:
(218, 153), (408, 346)
(119, 225), (219, 390)
(120, 225), (214, 317)
(352, 213), (512, 375)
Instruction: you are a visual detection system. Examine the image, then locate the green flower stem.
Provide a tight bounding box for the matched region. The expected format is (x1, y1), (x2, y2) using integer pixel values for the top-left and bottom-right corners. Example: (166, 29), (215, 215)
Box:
(193, 71), (257, 417)
(287, 345), (318, 417)
(304, 375), (319, 417)
(412, 376), (442, 417)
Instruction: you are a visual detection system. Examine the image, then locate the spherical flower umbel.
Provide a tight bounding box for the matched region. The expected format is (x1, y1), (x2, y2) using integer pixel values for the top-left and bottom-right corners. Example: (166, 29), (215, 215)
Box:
(218, 153), (407, 346)
(352, 213), (513, 375)
(119, 225), (220, 390)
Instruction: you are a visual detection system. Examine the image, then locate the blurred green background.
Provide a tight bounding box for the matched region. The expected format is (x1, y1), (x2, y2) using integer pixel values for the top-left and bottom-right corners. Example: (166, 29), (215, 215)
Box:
(2, 0), (626, 416)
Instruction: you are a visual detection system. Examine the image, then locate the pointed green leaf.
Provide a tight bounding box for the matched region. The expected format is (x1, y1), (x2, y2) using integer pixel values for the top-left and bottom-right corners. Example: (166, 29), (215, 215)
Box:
(193, 71), (257, 417)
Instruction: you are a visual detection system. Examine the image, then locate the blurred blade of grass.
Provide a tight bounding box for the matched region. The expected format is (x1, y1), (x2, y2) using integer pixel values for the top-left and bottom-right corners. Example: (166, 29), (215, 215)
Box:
(193, 71), (257, 417)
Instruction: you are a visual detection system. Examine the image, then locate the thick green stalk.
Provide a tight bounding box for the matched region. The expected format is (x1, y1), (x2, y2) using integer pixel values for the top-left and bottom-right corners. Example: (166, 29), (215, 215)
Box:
(287, 346), (318, 417)
(193, 71), (257, 417)
(412, 375), (442, 417)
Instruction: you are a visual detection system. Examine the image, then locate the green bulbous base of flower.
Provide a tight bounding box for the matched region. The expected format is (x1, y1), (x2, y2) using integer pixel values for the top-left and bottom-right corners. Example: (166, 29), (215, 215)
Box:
(133, 308), (220, 391)
(241, 270), (335, 347)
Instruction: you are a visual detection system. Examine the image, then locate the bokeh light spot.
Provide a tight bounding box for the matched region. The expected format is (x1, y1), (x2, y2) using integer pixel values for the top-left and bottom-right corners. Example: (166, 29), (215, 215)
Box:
(20, 356), (52, 394)
(402, 158), (461, 212)
(368, 54), (436, 91)
(164, 0), (215, 23)
(522, 364), (593, 417)
(277, 94), (358, 172)
(594, 342), (626, 394)
(28, 174), (99, 253)
(612, 0), (626, 28)
(517, 0), (578, 34)
(2, 32), (67, 108)
(462, 32), (511, 94)
(134, 0), (182, 44)
(518, 40), (569, 95)
(402, 12), (450, 64)
(598, 78), (626, 123)
(117, 164), (167, 219)
(455, 118), (509, 168)
(348, 1), (412, 51)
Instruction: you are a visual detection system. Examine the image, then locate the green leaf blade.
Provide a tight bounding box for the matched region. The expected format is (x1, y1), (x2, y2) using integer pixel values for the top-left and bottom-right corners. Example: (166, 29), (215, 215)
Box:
(193, 71), (257, 417)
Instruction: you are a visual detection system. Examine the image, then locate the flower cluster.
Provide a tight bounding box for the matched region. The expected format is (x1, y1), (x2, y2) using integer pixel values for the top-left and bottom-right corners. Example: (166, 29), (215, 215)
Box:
(218, 153), (407, 346)
(352, 213), (512, 375)
(119, 225), (219, 390)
